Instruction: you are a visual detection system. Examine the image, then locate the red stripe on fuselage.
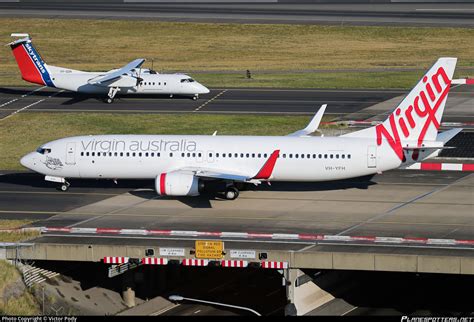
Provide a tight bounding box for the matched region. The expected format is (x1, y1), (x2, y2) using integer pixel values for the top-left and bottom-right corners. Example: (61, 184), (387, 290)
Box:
(11, 44), (45, 86)
(254, 150), (280, 180)
(159, 173), (167, 195)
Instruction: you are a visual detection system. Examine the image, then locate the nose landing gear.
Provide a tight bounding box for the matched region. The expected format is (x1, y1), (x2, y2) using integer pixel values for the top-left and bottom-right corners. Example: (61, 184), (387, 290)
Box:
(59, 181), (70, 192)
(193, 94), (199, 101)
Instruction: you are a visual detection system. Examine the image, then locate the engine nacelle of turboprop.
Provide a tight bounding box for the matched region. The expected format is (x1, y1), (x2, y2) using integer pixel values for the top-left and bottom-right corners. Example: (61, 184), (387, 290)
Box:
(155, 172), (200, 196)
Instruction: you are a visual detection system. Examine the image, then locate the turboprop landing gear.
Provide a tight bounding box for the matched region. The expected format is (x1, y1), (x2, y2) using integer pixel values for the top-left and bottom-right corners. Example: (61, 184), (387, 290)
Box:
(59, 181), (70, 192)
(224, 186), (239, 200)
(106, 87), (119, 104)
(192, 94), (199, 101)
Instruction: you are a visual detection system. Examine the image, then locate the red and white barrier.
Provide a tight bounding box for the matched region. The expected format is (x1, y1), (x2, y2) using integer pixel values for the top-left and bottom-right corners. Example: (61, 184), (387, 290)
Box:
(221, 260), (248, 268)
(43, 227), (474, 248)
(182, 259), (209, 266)
(141, 257), (168, 265)
(403, 162), (474, 172)
(261, 261), (288, 269)
(103, 257), (129, 264)
(452, 78), (474, 85)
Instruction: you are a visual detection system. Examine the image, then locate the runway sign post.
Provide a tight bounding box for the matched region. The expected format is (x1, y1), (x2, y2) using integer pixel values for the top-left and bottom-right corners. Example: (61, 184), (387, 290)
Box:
(195, 240), (224, 259)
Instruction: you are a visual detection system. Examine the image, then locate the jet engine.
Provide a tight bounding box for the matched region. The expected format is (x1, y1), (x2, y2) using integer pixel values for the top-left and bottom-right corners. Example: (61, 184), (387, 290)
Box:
(155, 172), (201, 196)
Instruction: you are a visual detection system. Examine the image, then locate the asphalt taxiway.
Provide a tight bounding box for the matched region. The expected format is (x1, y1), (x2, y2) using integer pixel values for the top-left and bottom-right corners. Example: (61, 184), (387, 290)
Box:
(1, 86), (472, 125)
(0, 3), (473, 27)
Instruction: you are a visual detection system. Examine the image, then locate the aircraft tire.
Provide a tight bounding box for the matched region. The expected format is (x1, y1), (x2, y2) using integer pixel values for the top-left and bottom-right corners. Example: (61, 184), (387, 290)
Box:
(224, 187), (239, 200)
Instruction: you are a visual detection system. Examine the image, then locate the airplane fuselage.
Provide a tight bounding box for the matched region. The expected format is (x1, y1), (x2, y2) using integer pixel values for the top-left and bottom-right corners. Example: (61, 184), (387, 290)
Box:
(45, 66), (210, 97)
(21, 134), (402, 182)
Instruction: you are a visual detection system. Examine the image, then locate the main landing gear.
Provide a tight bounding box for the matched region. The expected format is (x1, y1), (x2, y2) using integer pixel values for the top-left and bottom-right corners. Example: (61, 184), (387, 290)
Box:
(106, 87), (119, 104)
(224, 186), (239, 200)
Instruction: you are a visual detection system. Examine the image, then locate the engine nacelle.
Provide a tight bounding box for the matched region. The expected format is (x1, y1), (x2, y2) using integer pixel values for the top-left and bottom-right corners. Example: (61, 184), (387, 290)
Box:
(155, 172), (200, 196)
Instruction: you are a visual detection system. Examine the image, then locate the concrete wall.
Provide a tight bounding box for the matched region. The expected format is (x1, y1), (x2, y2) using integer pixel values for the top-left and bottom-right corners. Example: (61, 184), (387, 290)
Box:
(8, 243), (474, 275)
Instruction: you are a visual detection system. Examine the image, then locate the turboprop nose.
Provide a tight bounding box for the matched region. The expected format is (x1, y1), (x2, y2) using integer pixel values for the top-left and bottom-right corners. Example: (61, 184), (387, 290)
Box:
(197, 83), (210, 94)
(20, 152), (36, 170)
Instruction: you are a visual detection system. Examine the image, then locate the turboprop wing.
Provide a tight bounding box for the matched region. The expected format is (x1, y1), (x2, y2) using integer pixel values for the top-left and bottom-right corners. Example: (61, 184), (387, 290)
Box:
(88, 58), (145, 85)
(287, 104), (327, 137)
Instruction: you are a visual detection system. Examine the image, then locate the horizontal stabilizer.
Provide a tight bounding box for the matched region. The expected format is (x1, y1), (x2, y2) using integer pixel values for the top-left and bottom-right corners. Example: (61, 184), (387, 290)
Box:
(436, 128), (462, 145)
(288, 104), (327, 137)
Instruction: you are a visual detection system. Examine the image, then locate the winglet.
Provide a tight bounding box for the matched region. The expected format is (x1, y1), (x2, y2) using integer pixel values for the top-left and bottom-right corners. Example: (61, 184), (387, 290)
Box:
(253, 150), (280, 180)
(287, 104), (327, 137)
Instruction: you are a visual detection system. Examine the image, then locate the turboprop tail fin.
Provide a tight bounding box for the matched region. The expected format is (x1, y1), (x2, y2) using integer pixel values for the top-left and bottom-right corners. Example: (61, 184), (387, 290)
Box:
(7, 33), (55, 87)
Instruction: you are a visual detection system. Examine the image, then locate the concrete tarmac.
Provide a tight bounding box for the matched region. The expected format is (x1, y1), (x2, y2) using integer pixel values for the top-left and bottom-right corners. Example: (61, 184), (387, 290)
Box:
(2, 169), (472, 241)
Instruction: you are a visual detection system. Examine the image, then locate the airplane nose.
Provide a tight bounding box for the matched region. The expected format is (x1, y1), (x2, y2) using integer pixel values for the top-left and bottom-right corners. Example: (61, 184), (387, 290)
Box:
(198, 84), (210, 94)
(20, 152), (35, 170)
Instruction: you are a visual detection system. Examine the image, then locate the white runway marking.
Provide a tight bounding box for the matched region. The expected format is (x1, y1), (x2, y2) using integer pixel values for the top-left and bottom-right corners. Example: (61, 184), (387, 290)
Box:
(194, 89), (227, 112)
(0, 86), (46, 108)
(1, 89), (64, 121)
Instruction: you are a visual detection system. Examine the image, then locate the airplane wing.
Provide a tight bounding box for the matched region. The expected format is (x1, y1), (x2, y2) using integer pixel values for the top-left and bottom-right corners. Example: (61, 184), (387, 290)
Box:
(287, 104), (327, 137)
(88, 58), (145, 85)
(177, 149), (280, 183)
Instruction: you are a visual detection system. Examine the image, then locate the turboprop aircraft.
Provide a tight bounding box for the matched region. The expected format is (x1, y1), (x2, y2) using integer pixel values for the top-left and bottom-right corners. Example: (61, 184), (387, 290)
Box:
(8, 33), (210, 103)
(20, 58), (461, 200)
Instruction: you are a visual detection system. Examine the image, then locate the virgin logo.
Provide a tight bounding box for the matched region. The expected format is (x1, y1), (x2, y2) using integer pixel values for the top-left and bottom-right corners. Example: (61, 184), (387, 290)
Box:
(375, 67), (451, 161)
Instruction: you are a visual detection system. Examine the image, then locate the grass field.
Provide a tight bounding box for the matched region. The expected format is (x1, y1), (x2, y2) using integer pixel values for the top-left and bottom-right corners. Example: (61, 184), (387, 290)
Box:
(0, 260), (40, 315)
(0, 112), (332, 170)
(1, 18), (473, 88)
(0, 220), (40, 242)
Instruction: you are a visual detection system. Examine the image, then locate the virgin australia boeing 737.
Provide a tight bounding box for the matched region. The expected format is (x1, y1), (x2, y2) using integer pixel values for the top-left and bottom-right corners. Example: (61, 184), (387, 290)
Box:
(20, 58), (461, 200)
(8, 33), (209, 103)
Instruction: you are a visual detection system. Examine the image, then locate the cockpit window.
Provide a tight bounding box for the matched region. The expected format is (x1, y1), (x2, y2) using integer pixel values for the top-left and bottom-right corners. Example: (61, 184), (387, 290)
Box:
(180, 78), (195, 83)
(36, 147), (51, 155)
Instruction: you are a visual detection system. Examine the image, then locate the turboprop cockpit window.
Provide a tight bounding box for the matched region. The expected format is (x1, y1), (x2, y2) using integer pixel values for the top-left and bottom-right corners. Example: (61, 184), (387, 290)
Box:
(180, 78), (195, 83)
(36, 147), (51, 155)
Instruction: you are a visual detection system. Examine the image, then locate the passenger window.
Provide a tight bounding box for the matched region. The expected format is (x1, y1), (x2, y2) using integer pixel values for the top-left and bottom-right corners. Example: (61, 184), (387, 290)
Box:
(120, 152), (123, 157)
(258, 153), (261, 158)
(348, 154), (351, 159)
(198, 153), (201, 157)
(145, 152), (149, 157)
(133, 153), (136, 157)
(81, 152), (84, 156)
(264, 154), (267, 158)
(252, 153), (255, 158)
(307, 154), (311, 159)
(86, 152), (90, 156)
(246, 153), (249, 158)
(181, 153), (185, 157)
(342, 154), (345, 159)
(312, 154), (316, 159)
(289, 154), (293, 158)
(192, 153), (196, 157)
(157, 152), (161, 157)
(324, 154), (327, 159)
(139, 152), (142, 157)
(151, 152), (154, 157)
(170, 153), (173, 157)
(187, 153), (190, 157)
(92, 152), (95, 157)
(209, 153), (213, 158)
(97, 152), (101, 157)
(330, 154), (333, 159)
(295, 154), (299, 159)
(283, 154), (286, 158)
(216, 153), (219, 157)
(240, 153), (244, 158)
(115, 152), (118, 156)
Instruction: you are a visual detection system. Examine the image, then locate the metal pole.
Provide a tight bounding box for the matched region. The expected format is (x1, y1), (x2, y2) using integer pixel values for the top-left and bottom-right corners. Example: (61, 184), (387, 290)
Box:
(42, 286), (45, 315)
(169, 295), (261, 316)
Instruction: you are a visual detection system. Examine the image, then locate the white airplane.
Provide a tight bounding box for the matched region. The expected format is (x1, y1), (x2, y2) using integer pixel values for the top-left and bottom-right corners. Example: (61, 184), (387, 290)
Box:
(20, 58), (461, 200)
(8, 33), (210, 103)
